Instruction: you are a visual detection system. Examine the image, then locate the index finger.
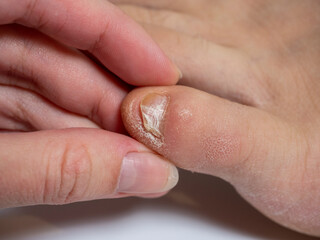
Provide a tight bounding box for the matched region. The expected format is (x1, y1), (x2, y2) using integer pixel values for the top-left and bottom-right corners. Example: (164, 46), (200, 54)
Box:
(0, 0), (180, 86)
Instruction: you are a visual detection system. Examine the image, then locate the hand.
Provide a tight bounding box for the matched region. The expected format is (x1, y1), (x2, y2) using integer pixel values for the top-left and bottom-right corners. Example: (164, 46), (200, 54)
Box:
(0, 0), (180, 208)
(118, 0), (320, 236)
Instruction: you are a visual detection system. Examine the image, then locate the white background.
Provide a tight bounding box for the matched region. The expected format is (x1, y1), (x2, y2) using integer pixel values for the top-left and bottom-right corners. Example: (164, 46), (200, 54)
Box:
(0, 170), (317, 240)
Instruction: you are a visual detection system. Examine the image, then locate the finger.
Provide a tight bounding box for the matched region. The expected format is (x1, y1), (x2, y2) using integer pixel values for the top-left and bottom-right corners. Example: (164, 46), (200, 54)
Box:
(111, 0), (197, 11)
(121, 86), (295, 182)
(0, 85), (98, 131)
(111, 0), (223, 20)
(118, 4), (234, 45)
(0, 0), (180, 86)
(0, 129), (179, 208)
(112, 0), (258, 26)
(0, 25), (125, 132)
(127, 23), (260, 106)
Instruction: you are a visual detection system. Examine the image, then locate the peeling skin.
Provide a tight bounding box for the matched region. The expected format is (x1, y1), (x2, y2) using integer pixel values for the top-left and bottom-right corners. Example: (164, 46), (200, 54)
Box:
(140, 93), (169, 139)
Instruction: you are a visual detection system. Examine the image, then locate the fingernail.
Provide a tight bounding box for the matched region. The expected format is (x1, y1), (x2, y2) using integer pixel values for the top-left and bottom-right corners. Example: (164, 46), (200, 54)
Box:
(117, 152), (179, 194)
(140, 93), (169, 138)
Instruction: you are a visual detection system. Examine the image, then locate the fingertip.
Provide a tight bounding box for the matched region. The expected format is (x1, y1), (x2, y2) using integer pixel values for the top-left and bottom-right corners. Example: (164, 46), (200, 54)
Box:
(116, 152), (179, 194)
(158, 61), (182, 86)
(129, 52), (181, 87)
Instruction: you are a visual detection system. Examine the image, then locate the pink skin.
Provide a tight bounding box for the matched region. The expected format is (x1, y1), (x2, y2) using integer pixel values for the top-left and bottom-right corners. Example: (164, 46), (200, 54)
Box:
(0, 0), (180, 208)
(0, 0), (180, 86)
(0, 129), (174, 207)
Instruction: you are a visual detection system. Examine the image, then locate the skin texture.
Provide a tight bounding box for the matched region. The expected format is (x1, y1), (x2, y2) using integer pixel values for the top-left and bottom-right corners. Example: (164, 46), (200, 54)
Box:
(117, 0), (320, 236)
(0, 0), (181, 207)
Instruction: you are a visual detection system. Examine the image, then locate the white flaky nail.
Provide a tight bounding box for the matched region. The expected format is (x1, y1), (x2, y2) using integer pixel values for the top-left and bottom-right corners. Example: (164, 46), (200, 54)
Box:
(140, 93), (169, 138)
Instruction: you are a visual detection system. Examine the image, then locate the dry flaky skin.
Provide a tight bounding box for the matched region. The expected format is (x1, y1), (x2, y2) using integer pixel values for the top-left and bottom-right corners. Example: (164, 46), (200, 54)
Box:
(140, 93), (169, 139)
(119, 0), (320, 237)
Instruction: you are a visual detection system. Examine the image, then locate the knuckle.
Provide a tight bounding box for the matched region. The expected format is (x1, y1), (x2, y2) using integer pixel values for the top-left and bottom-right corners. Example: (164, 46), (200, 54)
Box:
(4, 30), (36, 79)
(0, 27), (33, 78)
(43, 141), (93, 204)
(23, 0), (49, 29)
(1, 25), (45, 91)
(25, 0), (38, 20)
(89, 19), (111, 53)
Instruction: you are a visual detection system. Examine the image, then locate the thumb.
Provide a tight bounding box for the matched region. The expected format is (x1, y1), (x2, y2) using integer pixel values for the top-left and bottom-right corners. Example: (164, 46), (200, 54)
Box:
(0, 129), (178, 208)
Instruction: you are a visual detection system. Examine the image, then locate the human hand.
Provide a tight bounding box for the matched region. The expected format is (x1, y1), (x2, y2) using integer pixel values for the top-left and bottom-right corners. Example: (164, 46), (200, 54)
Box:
(0, 0), (180, 208)
(118, 0), (320, 236)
